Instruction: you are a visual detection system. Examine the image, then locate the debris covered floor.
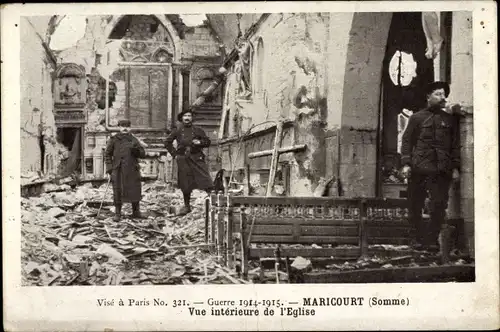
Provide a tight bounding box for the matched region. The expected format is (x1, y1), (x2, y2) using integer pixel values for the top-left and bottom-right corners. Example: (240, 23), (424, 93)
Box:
(21, 181), (235, 286)
(21, 181), (474, 286)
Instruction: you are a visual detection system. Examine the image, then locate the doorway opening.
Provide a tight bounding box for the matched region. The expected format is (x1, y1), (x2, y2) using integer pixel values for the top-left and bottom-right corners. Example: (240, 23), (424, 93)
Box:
(56, 127), (83, 177)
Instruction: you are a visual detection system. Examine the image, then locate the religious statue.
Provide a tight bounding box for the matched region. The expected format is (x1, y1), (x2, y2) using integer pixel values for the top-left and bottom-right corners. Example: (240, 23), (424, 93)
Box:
(54, 63), (86, 107)
(234, 37), (252, 98)
(422, 12), (444, 60)
(58, 76), (83, 104)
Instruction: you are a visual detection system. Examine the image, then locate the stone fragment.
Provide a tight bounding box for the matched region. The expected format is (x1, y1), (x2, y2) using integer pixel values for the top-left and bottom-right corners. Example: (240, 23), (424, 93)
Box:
(96, 244), (128, 263)
(47, 207), (66, 218)
(291, 256), (312, 271)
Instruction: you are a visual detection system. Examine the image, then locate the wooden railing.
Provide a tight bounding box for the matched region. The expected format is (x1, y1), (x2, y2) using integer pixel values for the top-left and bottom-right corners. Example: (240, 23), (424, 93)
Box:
(205, 193), (413, 277)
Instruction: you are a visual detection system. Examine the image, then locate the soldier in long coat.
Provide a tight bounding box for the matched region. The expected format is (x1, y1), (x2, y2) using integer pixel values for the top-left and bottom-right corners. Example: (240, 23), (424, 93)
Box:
(165, 109), (214, 215)
(105, 119), (147, 221)
(401, 81), (461, 259)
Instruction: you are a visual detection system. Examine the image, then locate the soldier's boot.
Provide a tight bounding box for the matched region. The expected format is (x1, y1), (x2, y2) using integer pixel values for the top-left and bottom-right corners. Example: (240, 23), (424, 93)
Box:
(132, 202), (145, 219)
(113, 204), (122, 222)
(438, 224), (453, 265)
(177, 205), (192, 216)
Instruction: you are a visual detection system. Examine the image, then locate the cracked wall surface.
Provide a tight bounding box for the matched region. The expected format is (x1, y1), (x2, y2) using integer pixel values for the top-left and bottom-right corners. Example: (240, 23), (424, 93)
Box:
(217, 13), (388, 196)
(20, 17), (60, 178)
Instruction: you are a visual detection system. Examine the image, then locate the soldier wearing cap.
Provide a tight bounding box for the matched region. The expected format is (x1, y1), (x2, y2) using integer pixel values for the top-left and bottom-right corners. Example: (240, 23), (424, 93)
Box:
(165, 108), (214, 216)
(401, 81), (461, 259)
(105, 119), (148, 221)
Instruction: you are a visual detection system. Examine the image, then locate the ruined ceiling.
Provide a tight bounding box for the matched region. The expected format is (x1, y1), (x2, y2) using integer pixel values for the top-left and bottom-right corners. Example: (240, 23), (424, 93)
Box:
(108, 14), (189, 40)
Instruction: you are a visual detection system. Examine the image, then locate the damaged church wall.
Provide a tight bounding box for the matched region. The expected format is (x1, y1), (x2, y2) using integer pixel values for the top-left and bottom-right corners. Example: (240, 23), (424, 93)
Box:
(55, 15), (222, 132)
(449, 12), (474, 255)
(47, 15), (222, 180)
(330, 12), (392, 198)
(218, 13), (331, 196)
(218, 12), (390, 197)
(20, 17), (60, 179)
(54, 16), (105, 132)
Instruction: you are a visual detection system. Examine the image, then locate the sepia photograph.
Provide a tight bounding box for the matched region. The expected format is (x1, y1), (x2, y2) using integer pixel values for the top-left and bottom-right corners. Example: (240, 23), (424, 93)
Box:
(19, 10), (475, 286)
(3, 1), (498, 331)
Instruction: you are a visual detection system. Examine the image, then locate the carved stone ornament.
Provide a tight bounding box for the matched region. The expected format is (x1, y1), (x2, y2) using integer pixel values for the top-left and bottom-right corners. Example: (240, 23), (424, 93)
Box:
(54, 110), (86, 126)
(54, 63), (87, 108)
(119, 40), (174, 63)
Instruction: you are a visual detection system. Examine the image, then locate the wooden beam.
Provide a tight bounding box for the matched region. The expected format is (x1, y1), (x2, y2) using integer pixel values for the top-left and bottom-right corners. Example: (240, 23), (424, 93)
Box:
(266, 121), (284, 197)
(249, 247), (360, 259)
(302, 264), (475, 283)
(240, 208), (249, 279)
(248, 144), (307, 159)
(226, 195), (234, 268)
(230, 196), (363, 206)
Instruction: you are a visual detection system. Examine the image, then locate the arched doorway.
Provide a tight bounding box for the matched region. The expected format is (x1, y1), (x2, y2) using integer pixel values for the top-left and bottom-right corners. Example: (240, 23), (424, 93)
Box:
(380, 12), (435, 194)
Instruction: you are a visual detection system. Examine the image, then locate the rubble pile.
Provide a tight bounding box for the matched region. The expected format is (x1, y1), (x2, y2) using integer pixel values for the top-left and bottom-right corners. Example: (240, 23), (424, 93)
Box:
(21, 181), (244, 286)
(244, 243), (473, 284)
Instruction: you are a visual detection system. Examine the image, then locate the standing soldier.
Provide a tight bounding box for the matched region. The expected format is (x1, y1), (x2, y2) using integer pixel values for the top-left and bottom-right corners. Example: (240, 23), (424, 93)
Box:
(401, 81), (461, 262)
(165, 108), (214, 216)
(105, 119), (148, 221)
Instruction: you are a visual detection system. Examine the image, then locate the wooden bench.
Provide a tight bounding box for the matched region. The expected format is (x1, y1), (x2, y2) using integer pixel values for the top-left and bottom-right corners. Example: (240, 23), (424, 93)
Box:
(205, 194), (413, 278)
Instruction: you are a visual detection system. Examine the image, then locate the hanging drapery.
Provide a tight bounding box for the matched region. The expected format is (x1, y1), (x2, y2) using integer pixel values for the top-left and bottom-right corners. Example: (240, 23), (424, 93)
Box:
(422, 12), (444, 60)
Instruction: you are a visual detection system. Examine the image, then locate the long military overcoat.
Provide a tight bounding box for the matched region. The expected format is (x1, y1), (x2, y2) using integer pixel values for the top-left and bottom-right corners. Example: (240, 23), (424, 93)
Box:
(165, 124), (213, 193)
(105, 133), (146, 204)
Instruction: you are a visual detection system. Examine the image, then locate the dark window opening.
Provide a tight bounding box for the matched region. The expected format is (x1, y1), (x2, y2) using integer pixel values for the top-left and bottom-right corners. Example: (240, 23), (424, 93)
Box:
(441, 12), (453, 83)
(381, 12), (434, 182)
(39, 131), (45, 172)
(85, 157), (94, 174)
(57, 127), (78, 149)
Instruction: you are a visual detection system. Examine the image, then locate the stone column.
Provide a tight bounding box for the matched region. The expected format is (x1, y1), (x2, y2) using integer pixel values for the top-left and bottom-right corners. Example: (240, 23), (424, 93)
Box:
(331, 12), (392, 197)
(449, 11), (474, 256)
(178, 69), (183, 115)
(167, 65), (173, 129)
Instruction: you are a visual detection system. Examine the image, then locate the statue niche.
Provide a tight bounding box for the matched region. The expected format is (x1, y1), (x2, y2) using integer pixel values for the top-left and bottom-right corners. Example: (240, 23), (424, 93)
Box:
(234, 37), (252, 99)
(54, 63), (87, 108)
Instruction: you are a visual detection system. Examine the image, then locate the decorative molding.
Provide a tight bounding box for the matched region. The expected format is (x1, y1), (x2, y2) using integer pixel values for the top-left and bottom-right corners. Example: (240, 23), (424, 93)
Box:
(55, 63), (86, 78)
(54, 110), (87, 126)
(104, 15), (182, 61)
(119, 40), (174, 63)
(54, 63), (87, 109)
